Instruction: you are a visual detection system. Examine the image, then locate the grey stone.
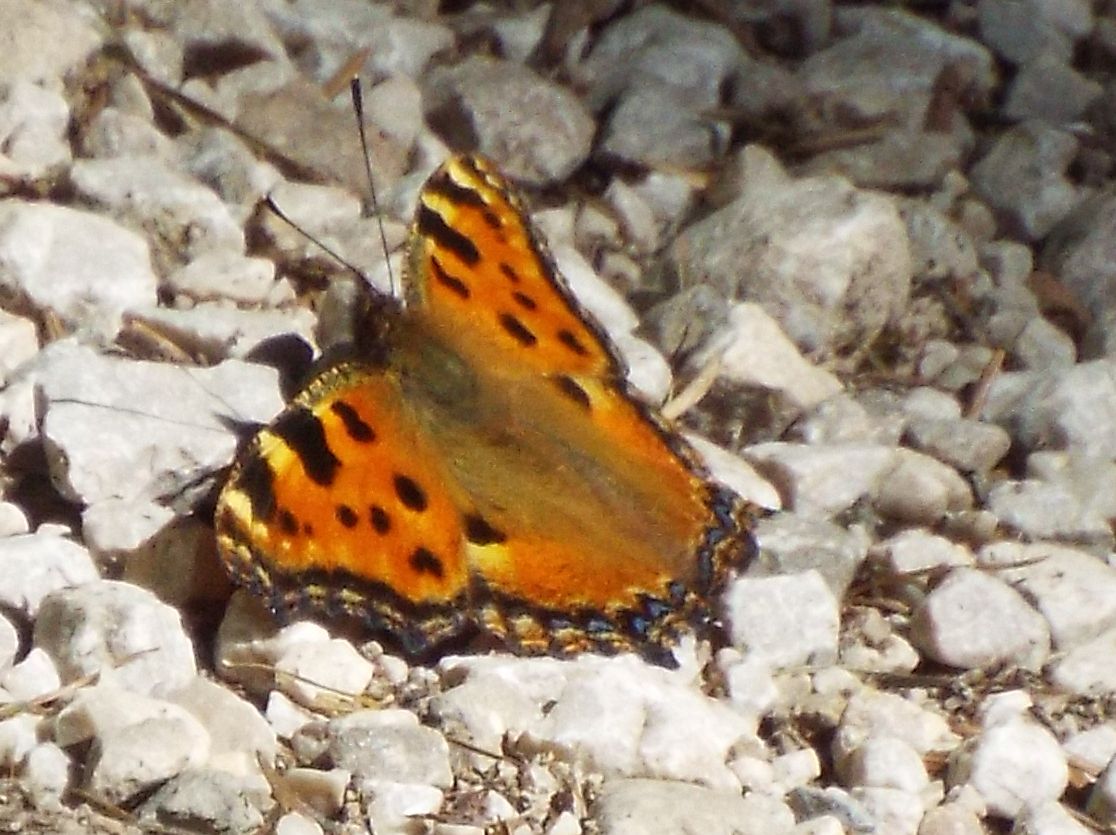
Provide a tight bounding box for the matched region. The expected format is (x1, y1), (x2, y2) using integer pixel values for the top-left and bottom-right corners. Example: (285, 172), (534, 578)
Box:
(986, 479), (1114, 545)
(423, 56), (594, 185)
(746, 442), (897, 518)
(169, 678), (278, 776)
(672, 147), (911, 358)
(1009, 314), (1078, 370)
(833, 689), (957, 765)
(787, 786), (876, 832)
(70, 156), (245, 261)
(0, 531), (98, 618)
(34, 341), (282, 506)
(1003, 53), (1102, 124)
(981, 240), (1035, 287)
(0, 201), (157, 339)
(0, 715), (39, 771)
(0, 614), (16, 672)
(1049, 626), (1116, 695)
(326, 710), (452, 787)
(977, 0), (1077, 66)
(262, 1), (451, 82)
(597, 85), (729, 170)
(970, 121), (1085, 241)
(1063, 723), (1116, 775)
(0, 81), (71, 178)
(803, 129), (970, 192)
(1042, 189), (1116, 355)
(138, 769), (271, 835)
(87, 713), (209, 805)
(578, 4), (745, 111)
(20, 742), (70, 810)
(723, 571), (839, 667)
(0, 648), (60, 703)
(82, 106), (176, 161)
(917, 804), (984, 835)
(701, 304), (843, 411)
(751, 513), (868, 596)
(235, 77), (408, 196)
(901, 201), (980, 284)
(801, 8), (995, 124)
(176, 125), (282, 207)
(1017, 800), (1100, 834)
(850, 786), (925, 835)
(792, 393), (904, 446)
(986, 544), (1116, 647)
(838, 736), (929, 793)
(0, 0), (102, 87)
(593, 778), (795, 835)
(870, 529), (973, 575)
(911, 568), (1051, 670)
(873, 449), (973, 526)
(983, 360), (1116, 458)
(164, 251), (277, 304)
(904, 416), (1011, 473)
(0, 309), (37, 388)
(948, 719), (1068, 818)
(34, 580), (198, 696)
(125, 303), (316, 361)
(1087, 757), (1116, 825)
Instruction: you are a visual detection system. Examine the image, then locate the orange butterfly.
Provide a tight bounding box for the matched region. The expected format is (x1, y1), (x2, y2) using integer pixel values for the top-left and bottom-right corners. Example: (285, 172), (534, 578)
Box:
(214, 154), (754, 667)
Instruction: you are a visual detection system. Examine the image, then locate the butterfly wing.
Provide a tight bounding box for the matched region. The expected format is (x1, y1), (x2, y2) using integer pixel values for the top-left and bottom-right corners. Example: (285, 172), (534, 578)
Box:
(399, 155), (754, 660)
(215, 356), (472, 655)
(406, 154), (620, 379)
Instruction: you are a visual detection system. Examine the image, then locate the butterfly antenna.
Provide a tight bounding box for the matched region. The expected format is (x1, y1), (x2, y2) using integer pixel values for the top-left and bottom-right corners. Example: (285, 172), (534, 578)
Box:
(262, 194), (369, 281)
(350, 77), (397, 296)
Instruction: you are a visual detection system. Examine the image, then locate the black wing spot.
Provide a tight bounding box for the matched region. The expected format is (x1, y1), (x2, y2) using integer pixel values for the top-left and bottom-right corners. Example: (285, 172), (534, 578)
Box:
(553, 375), (592, 411)
(236, 456), (276, 521)
(369, 505), (391, 534)
(277, 508), (298, 535)
(302, 522), (314, 536)
(430, 256), (470, 299)
(394, 475), (428, 512)
(271, 407), (340, 487)
(481, 208), (504, 230)
(512, 291), (537, 311)
(330, 401), (375, 443)
(465, 514), (507, 545)
(416, 204), (480, 265)
(409, 547), (444, 578)
(557, 329), (590, 357)
(500, 263), (520, 284)
(429, 174), (486, 207)
(336, 504), (358, 528)
(499, 313), (537, 347)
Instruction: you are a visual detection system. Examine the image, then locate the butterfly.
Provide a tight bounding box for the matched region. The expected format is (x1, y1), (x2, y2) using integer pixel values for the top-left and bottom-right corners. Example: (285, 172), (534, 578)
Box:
(214, 154), (755, 667)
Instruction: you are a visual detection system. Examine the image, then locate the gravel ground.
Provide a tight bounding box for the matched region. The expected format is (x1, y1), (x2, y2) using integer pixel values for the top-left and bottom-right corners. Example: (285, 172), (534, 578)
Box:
(2, 1), (1116, 834)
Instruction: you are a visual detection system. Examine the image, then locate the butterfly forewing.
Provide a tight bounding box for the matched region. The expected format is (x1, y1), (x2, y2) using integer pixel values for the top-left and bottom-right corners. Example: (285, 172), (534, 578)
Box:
(408, 155), (620, 379)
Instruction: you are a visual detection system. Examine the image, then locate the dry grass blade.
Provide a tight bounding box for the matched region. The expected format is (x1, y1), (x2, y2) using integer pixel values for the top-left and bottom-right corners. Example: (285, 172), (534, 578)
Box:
(965, 348), (1005, 419)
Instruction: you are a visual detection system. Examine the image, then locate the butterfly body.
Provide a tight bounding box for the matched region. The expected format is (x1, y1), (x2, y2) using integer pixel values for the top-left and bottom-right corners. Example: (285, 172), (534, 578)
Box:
(216, 155), (755, 666)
